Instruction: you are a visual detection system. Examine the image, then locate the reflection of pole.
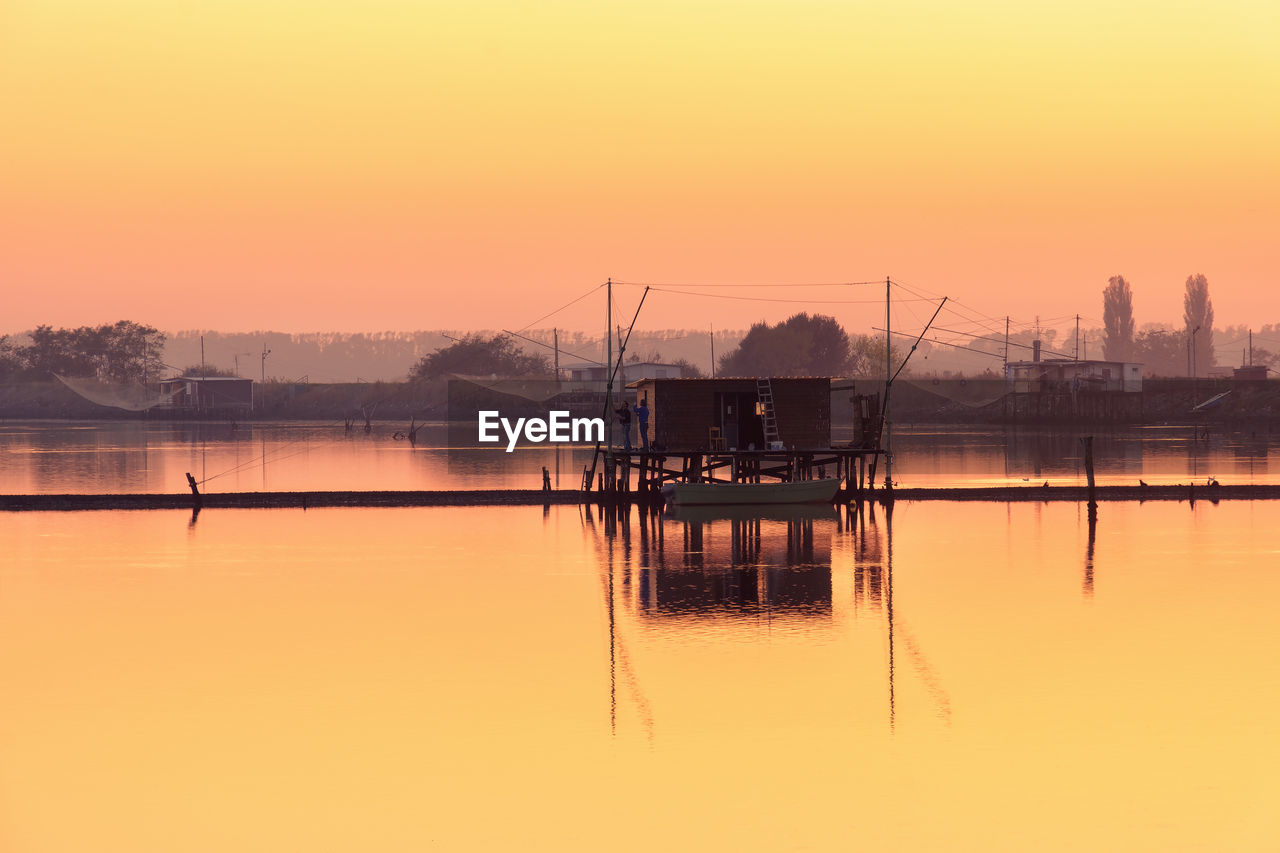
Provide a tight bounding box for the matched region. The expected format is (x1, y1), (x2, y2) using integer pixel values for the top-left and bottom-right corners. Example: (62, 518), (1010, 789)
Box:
(886, 502), (895, 733)
(1081, 435), (1097, 517)
(608, 531), (617, 736)
(1084, 508), (1097, 599)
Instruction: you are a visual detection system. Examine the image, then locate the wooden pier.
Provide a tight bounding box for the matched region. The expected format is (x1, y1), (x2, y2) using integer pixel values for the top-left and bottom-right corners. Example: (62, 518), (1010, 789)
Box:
(586, 447), (886, 503)
(4, 481), (1279, 513)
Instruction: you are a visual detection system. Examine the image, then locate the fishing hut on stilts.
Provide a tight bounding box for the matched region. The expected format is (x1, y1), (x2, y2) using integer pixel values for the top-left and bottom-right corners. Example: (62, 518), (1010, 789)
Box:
(584, 376), (884, 503)
(579, 276), (945, 506)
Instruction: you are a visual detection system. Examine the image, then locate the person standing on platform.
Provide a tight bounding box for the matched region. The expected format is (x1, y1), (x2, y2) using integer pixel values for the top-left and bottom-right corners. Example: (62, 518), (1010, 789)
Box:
(615, 402), (632, 451)
(633, 396), (650, 452)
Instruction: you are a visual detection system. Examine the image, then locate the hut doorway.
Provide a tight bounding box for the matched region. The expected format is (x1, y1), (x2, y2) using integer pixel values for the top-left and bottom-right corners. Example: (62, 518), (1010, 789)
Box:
(715, 391), (765, 450)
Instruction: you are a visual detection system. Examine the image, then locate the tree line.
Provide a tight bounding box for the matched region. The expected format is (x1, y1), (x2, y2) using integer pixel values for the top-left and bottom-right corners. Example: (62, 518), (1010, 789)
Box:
(406, 314), (901, 381)
(1101, 273), (1269, 376)
(0, 321), (165, 383)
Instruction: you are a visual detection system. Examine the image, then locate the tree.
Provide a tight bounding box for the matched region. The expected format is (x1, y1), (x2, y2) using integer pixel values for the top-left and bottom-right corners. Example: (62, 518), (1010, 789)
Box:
(1102, 275), (1135, 361)
(409, 334), (551, 380)
(848, 333), (903, 377)
(667, 357), (705, 378)
(181, 364), (239, 377)
(18, 321), (164, 383)
(716, 313), (850, 377)
(1183, 274), (1215, 376)
(1132, 329), (1185, 377)
(0, 335), (22, 380)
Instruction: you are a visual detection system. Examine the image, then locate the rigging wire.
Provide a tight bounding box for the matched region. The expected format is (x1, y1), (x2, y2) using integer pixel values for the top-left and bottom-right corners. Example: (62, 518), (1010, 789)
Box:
(613, 279), (886, 288)
(875, 327), (1006, 360)
(512, 281), (607, 333)
(501, 328), (603, 366)
(639, 285), (935, 306)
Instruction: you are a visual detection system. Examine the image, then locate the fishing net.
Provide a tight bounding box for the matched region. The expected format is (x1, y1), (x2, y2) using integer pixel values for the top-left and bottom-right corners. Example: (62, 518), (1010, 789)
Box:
(898, 378), (1008, 409)
(54, 374), (181, 412)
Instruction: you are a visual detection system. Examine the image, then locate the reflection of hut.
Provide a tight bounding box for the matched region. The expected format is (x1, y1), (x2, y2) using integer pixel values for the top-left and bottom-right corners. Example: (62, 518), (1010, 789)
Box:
(627, 377), (831, 451)
(637, 513), (833, 617)
(157, 376), (253, 412)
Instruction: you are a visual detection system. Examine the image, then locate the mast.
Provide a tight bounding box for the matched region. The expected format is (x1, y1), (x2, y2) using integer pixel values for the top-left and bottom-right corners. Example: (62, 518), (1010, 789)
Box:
(884, 276), (892, 491)
(606, 278), (613, 457)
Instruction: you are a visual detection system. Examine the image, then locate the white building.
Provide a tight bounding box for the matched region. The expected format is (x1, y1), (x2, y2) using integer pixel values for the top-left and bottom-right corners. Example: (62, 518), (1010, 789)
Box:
(562, 361), (686, 383)
(1005, 359), (1142, 393)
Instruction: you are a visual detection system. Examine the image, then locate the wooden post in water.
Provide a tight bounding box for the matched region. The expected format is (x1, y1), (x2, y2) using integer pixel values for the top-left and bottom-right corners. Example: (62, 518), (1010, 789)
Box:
(1081, 436), (1097, 518)
(185, 472), (202, 508)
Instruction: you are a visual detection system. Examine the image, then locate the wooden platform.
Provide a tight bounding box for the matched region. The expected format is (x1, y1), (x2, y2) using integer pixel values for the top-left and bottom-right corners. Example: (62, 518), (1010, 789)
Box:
(586, 447), (886, 502)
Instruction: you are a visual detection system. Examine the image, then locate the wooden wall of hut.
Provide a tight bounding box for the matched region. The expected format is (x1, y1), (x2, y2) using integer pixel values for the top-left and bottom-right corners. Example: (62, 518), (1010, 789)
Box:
(633, 378), (832, 451)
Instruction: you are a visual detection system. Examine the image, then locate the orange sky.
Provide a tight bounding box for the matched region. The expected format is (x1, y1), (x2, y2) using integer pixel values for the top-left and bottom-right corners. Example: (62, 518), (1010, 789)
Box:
(2, 0), (1277, 335)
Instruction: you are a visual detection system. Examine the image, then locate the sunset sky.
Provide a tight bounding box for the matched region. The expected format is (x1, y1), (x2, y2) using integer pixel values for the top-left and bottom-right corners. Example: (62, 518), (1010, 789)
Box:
(3, 0), (1277, 336)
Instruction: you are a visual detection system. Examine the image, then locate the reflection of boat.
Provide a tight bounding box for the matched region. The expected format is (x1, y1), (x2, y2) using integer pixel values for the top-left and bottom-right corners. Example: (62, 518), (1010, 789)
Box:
(666, 503), (839, 524)
(661, 478), (841, 506)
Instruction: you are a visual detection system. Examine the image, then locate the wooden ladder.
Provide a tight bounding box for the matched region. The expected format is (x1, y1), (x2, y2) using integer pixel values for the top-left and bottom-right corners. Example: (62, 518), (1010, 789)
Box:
(756, 378), (781, 448)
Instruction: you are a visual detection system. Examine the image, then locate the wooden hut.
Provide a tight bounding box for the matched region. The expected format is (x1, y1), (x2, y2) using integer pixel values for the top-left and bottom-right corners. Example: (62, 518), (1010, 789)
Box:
(627, 377), (831, 451)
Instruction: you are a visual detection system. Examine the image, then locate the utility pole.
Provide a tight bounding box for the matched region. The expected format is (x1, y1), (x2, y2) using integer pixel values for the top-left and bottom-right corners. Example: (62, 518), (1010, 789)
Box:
(606, 278), (613, 459)
(1004, 316), (1009, 367)
(259, 342), (271, 412)
(1075, 314), (1080, 361)
(1187, 325), (1198, 379)
(553, 328), (559, 387)
(710, 323), (716, 378)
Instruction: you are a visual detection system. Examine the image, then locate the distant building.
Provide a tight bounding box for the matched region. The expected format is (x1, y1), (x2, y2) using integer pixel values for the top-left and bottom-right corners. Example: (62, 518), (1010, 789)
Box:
(1233, 365), (1268, 383)
(627, 377), (831, 451)
(1005, 359), (1142, 393)
(563, 361), (685, 383)
(158, 376), (254, 412)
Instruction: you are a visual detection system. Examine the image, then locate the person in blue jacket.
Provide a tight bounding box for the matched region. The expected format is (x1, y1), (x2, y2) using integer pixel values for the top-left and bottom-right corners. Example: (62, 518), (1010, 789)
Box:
(633, 396), (650, 451)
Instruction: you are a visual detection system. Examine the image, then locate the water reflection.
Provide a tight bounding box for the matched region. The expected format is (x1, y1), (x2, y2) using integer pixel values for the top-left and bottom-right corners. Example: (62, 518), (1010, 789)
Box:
(584, 501), (929, 735)
(4, 420), (1280, 493)
(3, 503), (1277, 850)
(588, 504), (837, 619)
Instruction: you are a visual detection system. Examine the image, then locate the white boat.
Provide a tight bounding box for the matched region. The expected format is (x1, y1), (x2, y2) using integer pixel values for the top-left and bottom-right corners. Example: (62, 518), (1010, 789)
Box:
(660, 478), (841, 506)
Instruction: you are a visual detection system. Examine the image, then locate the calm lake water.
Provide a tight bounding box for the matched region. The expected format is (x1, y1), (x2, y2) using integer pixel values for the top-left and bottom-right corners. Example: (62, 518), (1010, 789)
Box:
(2, 501), (1277, 850)
(3, 421), (1278, 849)
(0, 420), (1277, 493)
